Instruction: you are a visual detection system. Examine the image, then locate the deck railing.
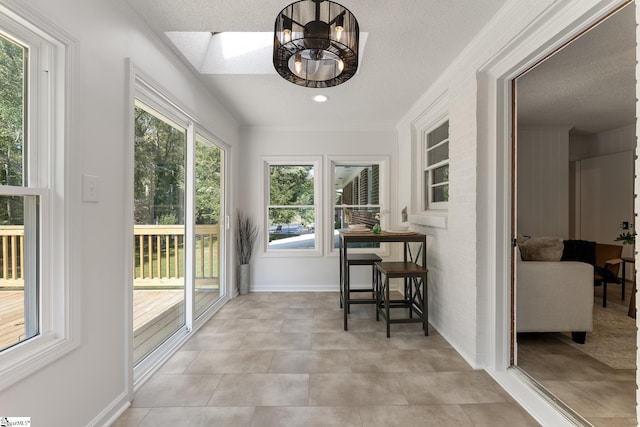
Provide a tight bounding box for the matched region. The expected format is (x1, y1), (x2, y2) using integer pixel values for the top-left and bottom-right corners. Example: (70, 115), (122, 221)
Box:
(0, 226), (24, 286)
(133, 224), (220, 286)
(0, 224), (220, 287)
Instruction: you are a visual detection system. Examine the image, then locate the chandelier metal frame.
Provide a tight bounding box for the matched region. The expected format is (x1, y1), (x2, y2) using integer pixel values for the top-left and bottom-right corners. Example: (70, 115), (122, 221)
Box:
(273, 0), (359, 88)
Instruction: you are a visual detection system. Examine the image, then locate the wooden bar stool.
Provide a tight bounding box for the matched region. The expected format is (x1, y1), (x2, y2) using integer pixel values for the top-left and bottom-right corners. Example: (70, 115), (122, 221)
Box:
(375, 261), (428, 338)
(342, 253), (382, 330)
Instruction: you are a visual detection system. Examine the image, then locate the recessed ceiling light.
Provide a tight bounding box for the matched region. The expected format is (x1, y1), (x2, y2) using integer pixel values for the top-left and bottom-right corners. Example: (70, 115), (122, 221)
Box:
(313, 95), (328, 103)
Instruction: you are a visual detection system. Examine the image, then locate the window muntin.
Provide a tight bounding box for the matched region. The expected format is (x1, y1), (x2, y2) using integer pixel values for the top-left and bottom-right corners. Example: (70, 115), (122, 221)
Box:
(423, 120), (449, 209)
(266, 163), (318, 251)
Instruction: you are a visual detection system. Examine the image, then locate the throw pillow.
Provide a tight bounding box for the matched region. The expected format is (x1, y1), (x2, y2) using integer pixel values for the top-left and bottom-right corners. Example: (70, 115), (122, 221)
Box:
(561, 239), (596, 265)
(516, 233), (530, 245)
(519, 236), (564, 261)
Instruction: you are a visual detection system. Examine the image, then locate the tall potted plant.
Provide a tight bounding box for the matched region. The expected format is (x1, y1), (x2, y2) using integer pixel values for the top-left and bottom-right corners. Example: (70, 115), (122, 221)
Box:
(236, 210), (259, 295)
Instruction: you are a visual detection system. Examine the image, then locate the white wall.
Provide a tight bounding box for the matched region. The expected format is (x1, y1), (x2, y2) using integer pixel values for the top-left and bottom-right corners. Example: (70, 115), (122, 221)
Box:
(239, 127), (397, 291)
(397, 73), (483, 365)
(517, 126), (571, 239)
(579, 151), (634, 247)
(570, 123), (635, 160)
(592, 124), (636, 156)
(0, 0), (239, 425)
(570, 124), (635, 257)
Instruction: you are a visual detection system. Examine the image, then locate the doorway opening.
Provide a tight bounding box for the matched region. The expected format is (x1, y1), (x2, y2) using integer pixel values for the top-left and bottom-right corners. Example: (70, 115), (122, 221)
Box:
(512, 2), (637, 424)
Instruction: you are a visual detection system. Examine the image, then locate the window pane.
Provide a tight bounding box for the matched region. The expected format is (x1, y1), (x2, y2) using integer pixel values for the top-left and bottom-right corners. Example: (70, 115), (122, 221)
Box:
(333, 207), (380, 249)
(334, 206), (380, 229)
(133, 105), (186, 365)
(268, 163), (316, 251)
(432, 184), (449, 203)
(194, 138), (223, 319)
(427, 141), (448, 165)
(0, 195), (39, 351)
(424, 120), (449, 209)
(432, 165), (449, 185)
(0, 36), (25, 187)
(269, 165), (314, 205)
(427, 121), (449, 149)
(335, 164), (379, 206)
(268, 207), (315, 249)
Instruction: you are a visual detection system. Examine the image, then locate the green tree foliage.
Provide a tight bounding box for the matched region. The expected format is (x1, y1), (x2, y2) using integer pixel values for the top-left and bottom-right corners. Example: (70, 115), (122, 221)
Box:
(134, 106), (222, 226)
(134, 107), (186, 225)
(0, 35), (25, 224)
(195, 141), (221, 225)
(269, 165), (314, 225)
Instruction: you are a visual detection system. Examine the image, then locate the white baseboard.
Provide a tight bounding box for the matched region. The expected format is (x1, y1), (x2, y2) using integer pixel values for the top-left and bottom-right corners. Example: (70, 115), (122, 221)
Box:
(88, 389), (130, 427)
(250, 283), (339, 292)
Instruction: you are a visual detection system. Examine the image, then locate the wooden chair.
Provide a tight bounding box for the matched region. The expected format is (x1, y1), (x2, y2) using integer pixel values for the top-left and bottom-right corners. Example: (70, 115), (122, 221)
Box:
(594, 243), (624, 307)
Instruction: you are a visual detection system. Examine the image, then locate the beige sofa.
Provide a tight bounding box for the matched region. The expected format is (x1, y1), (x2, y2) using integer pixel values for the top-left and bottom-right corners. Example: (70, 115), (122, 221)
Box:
(516, 248), (594, 343)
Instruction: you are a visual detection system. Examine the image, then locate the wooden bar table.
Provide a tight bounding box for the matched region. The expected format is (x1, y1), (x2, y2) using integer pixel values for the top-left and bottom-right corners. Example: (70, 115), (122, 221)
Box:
(339, 230), (427, 331)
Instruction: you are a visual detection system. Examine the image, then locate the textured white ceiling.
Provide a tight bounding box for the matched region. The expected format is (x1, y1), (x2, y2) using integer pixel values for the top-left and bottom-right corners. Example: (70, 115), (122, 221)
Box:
(123, 0), (507, 128)
(517, 4), (636, 135)
(124, 1), (634, 132)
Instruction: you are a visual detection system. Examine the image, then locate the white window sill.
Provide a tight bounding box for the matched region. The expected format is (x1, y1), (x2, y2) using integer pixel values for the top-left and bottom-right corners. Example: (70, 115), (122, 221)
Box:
(409, 212), (448, 229)
(0, 333), (79, 391)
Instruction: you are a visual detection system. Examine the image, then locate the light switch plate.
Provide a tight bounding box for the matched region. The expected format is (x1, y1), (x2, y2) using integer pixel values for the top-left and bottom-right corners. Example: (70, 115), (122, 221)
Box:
(82, 174), (100, 202)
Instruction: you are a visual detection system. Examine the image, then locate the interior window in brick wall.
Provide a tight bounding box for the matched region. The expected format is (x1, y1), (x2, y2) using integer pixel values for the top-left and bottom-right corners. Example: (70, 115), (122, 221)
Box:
(423, 120), (449, 210)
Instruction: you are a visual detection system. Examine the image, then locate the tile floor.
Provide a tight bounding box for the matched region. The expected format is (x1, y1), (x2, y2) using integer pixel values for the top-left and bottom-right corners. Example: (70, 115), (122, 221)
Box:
(113, 292), (540, 427)
(517, 284), (637, 427)
(518, 333), (637, 427)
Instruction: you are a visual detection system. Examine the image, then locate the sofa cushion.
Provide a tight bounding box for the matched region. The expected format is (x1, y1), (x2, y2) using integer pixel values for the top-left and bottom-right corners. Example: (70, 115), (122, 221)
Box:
(519, 236), (564, 261)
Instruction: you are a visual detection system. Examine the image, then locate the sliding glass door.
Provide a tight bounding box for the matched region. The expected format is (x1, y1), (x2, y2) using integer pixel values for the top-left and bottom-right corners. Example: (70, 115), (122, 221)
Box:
(133, 103), (186, 365)
(132, 98), (226, 367)
(194, 135), (224, 319)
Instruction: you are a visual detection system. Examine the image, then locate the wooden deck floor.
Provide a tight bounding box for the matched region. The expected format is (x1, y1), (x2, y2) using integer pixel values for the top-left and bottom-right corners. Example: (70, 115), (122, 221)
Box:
(0, 291), (27, 350)
(0, 289), (220, 352)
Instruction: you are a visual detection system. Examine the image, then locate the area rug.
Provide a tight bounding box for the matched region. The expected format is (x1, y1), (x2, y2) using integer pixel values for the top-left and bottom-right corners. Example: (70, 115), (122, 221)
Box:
(555, 297), (637, 370)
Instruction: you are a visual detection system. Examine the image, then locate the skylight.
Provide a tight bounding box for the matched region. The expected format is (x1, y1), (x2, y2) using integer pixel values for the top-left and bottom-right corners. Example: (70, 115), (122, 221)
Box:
(165, 31), (367, 75)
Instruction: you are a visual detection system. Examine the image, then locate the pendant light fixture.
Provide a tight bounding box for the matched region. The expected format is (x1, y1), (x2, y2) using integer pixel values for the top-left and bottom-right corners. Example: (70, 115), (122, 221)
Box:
(273, 0), (359, 88)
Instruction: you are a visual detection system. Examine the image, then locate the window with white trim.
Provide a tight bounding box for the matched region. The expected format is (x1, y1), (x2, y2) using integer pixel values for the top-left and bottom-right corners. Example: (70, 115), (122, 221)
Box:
(423, 120), (449, 210)
(0, 5), (75, 390)
(265, 158), (321, 254)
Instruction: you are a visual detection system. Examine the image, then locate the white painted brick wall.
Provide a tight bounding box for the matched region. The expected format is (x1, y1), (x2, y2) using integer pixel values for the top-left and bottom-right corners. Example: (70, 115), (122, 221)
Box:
(395, 0), (612, 366)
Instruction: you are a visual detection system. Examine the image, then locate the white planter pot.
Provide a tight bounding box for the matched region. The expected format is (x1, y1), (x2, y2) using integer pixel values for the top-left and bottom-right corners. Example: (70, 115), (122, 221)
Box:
(238, 264), (250, 295)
